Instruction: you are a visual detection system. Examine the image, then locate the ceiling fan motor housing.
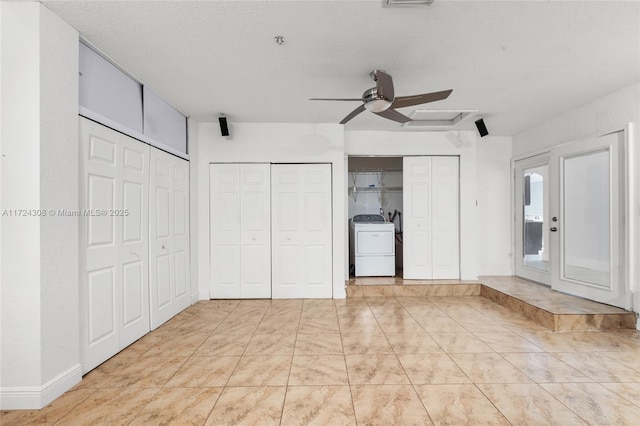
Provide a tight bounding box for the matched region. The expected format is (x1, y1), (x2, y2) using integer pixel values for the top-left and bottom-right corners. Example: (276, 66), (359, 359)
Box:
(362, 87), (392, 112)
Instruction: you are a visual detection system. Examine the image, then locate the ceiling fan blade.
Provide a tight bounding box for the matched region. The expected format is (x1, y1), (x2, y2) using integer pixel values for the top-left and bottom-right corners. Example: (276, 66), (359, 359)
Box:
(374, 70), (394, 101)
(391, 89), (453, 109)
(340, 104), (366, 124)
(310, 98), (362, 101)
(374, 108), (412, 123)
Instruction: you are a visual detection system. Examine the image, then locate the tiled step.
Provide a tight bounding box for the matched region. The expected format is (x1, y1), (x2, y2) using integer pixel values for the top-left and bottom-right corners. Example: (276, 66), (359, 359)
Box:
(346, 275), (637, 331)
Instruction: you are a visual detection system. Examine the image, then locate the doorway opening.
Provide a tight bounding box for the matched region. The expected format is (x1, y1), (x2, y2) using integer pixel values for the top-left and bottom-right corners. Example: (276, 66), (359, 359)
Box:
(348, 156), (404, 278)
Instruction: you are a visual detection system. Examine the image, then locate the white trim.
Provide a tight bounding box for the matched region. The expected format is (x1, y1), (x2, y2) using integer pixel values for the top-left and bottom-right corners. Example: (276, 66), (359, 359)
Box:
(79, 107), (189, 160)
(0, 364), (82, 410)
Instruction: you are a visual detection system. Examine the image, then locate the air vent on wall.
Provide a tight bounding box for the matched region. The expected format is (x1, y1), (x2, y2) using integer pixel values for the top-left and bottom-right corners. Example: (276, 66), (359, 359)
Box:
(383, 0), (434, 7)
(403, 109), (478, 129)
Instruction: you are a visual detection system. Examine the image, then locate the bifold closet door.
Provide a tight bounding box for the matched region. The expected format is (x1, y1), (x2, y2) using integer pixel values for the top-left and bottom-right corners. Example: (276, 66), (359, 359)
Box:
(403, 156), (459, 280)
(271, 164), (332, 298)
(210, 163), (271, 299)
(80, 117), (149, 373)
(149, 149), (190, 330)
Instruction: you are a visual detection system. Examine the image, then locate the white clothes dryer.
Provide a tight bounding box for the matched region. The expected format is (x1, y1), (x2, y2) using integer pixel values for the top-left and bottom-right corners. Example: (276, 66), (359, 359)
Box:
(349, 214), (396, 277)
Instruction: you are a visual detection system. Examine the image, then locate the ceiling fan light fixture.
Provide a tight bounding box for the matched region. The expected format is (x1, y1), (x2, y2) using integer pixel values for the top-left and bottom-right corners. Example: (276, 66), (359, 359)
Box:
(364, 98), (392, 113)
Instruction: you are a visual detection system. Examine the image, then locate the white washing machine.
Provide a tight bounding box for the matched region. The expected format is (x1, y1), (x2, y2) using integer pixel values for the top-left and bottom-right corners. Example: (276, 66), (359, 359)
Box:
(349, 214), (396, 277)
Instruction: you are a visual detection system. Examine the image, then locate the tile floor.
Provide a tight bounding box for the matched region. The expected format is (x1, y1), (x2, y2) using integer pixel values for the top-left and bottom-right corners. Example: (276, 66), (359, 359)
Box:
(3, 296), (640, 425)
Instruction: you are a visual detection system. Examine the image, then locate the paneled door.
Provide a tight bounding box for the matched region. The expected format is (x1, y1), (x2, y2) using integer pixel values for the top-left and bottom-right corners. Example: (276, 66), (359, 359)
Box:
(403, 156), (459, 279)
(210, 163), (271, 298)
(79, 117), (149, 373)
(271, 164), (332, 298)
(149, 149), (190, 329)
(403, 157), (432, 279)
(549, 132), (628, 308)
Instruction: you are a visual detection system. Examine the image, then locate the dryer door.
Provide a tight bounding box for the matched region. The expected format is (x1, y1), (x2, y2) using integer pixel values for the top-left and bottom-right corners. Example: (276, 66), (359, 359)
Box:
(356, 229), (395, 256)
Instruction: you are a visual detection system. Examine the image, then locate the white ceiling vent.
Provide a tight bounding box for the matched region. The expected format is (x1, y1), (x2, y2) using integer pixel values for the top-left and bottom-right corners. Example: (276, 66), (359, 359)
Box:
(403, 109), (478, 129)
(383, 0), (434, 7)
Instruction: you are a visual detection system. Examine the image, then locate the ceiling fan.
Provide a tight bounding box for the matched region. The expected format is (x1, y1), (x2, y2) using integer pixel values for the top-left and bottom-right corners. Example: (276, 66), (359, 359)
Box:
(310, 70), (453, 125)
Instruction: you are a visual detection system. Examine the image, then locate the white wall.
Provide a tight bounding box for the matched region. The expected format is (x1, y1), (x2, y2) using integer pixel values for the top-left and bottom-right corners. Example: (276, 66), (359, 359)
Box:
(345, 130), (485, 280)
(194, 122), (346, 299)
(0, 2), (80, 409)
(476, 136), (513, 275)
(513, 82), (640, 317)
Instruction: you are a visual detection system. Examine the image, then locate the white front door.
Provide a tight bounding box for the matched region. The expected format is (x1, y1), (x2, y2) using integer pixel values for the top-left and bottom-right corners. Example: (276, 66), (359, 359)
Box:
(271, 164), (332, 298)
(549, 132), (628, 308)
(403, 156), (460, 279)
(149, 149), (190, 329)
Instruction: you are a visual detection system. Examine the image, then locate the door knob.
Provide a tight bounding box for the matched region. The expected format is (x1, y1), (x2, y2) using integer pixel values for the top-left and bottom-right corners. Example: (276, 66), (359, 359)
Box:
(552, 217), (558, 222)
(550, 227), (558, 232)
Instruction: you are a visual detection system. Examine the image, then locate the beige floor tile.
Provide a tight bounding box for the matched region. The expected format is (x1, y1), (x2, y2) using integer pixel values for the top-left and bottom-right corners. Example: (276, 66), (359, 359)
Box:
(376, 317), (425, 333)
(103, 356), (187, 388)
(194, 333), (251, 356)
(341, 332), (393, 354)
(501, 353), (591, 383)
(244, 333), (296, 356)
(129, 387), (222, 425)
(141, 330), (211, 357)
(337, 316), (383, 334)
(55, 387), (160, 425)
(215, 318), (261, 335)
(280, 386), (355, 426)
(601, 382), (640, 407)
(385, 332), (443, 354)
(415, 384), (509, 425)
(165, 356), (240, 387)
(542, 382), (640, 424)
(226, 355), (291, 386)
(450, 353), (532, 383)
(298, 316), (341, 334)
(294, 333), (344, 355)
(474, 331), (545, 353)
(397, 353), (471, 384)
(0, 388), (96, 426)
(289, 355), (349, 385)
(478, 383), (587, 425)
(345, 354), (410, 385)
(429, 332), (493, 353)
(415, 316), (468, 333)
(351, 385), (433, 425)
(552, 352), (640, 382)
(598, 350), (640, 372)
(256, 317), (300, 334)
(204, 386), (286, 426)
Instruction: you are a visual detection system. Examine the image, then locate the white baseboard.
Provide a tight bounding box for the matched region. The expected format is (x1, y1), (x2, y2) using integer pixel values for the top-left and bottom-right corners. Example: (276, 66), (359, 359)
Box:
(0, 364), (82, 410)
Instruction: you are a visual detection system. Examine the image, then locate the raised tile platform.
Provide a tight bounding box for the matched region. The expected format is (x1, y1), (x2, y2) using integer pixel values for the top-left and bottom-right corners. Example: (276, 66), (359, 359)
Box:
(346, 275), (636, 331)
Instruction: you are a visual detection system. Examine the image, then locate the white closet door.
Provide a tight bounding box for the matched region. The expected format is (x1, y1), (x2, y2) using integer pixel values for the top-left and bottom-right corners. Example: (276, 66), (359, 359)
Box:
(149, 149), (190, 329)
(80, 117), (150, 373)
(172, 159), (191, 313)
(403, 156), (460, 279)
(403, 157), (433, 279)
(118, 135), (150, 347)
(80, 119), (121, 372)
(272, 164), (332, 299)
(240, 164), (271, 298)
(210, 164), (242, 298)
(432, 157), (459, 279)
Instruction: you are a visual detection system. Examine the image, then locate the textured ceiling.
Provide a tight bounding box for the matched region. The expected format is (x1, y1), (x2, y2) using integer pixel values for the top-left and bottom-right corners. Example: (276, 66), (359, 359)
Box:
(43, 0), (640, 135)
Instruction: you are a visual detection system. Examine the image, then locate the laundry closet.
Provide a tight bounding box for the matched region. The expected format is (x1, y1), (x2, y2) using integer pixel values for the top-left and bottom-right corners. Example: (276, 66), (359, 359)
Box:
(348, 155), (460, 280)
